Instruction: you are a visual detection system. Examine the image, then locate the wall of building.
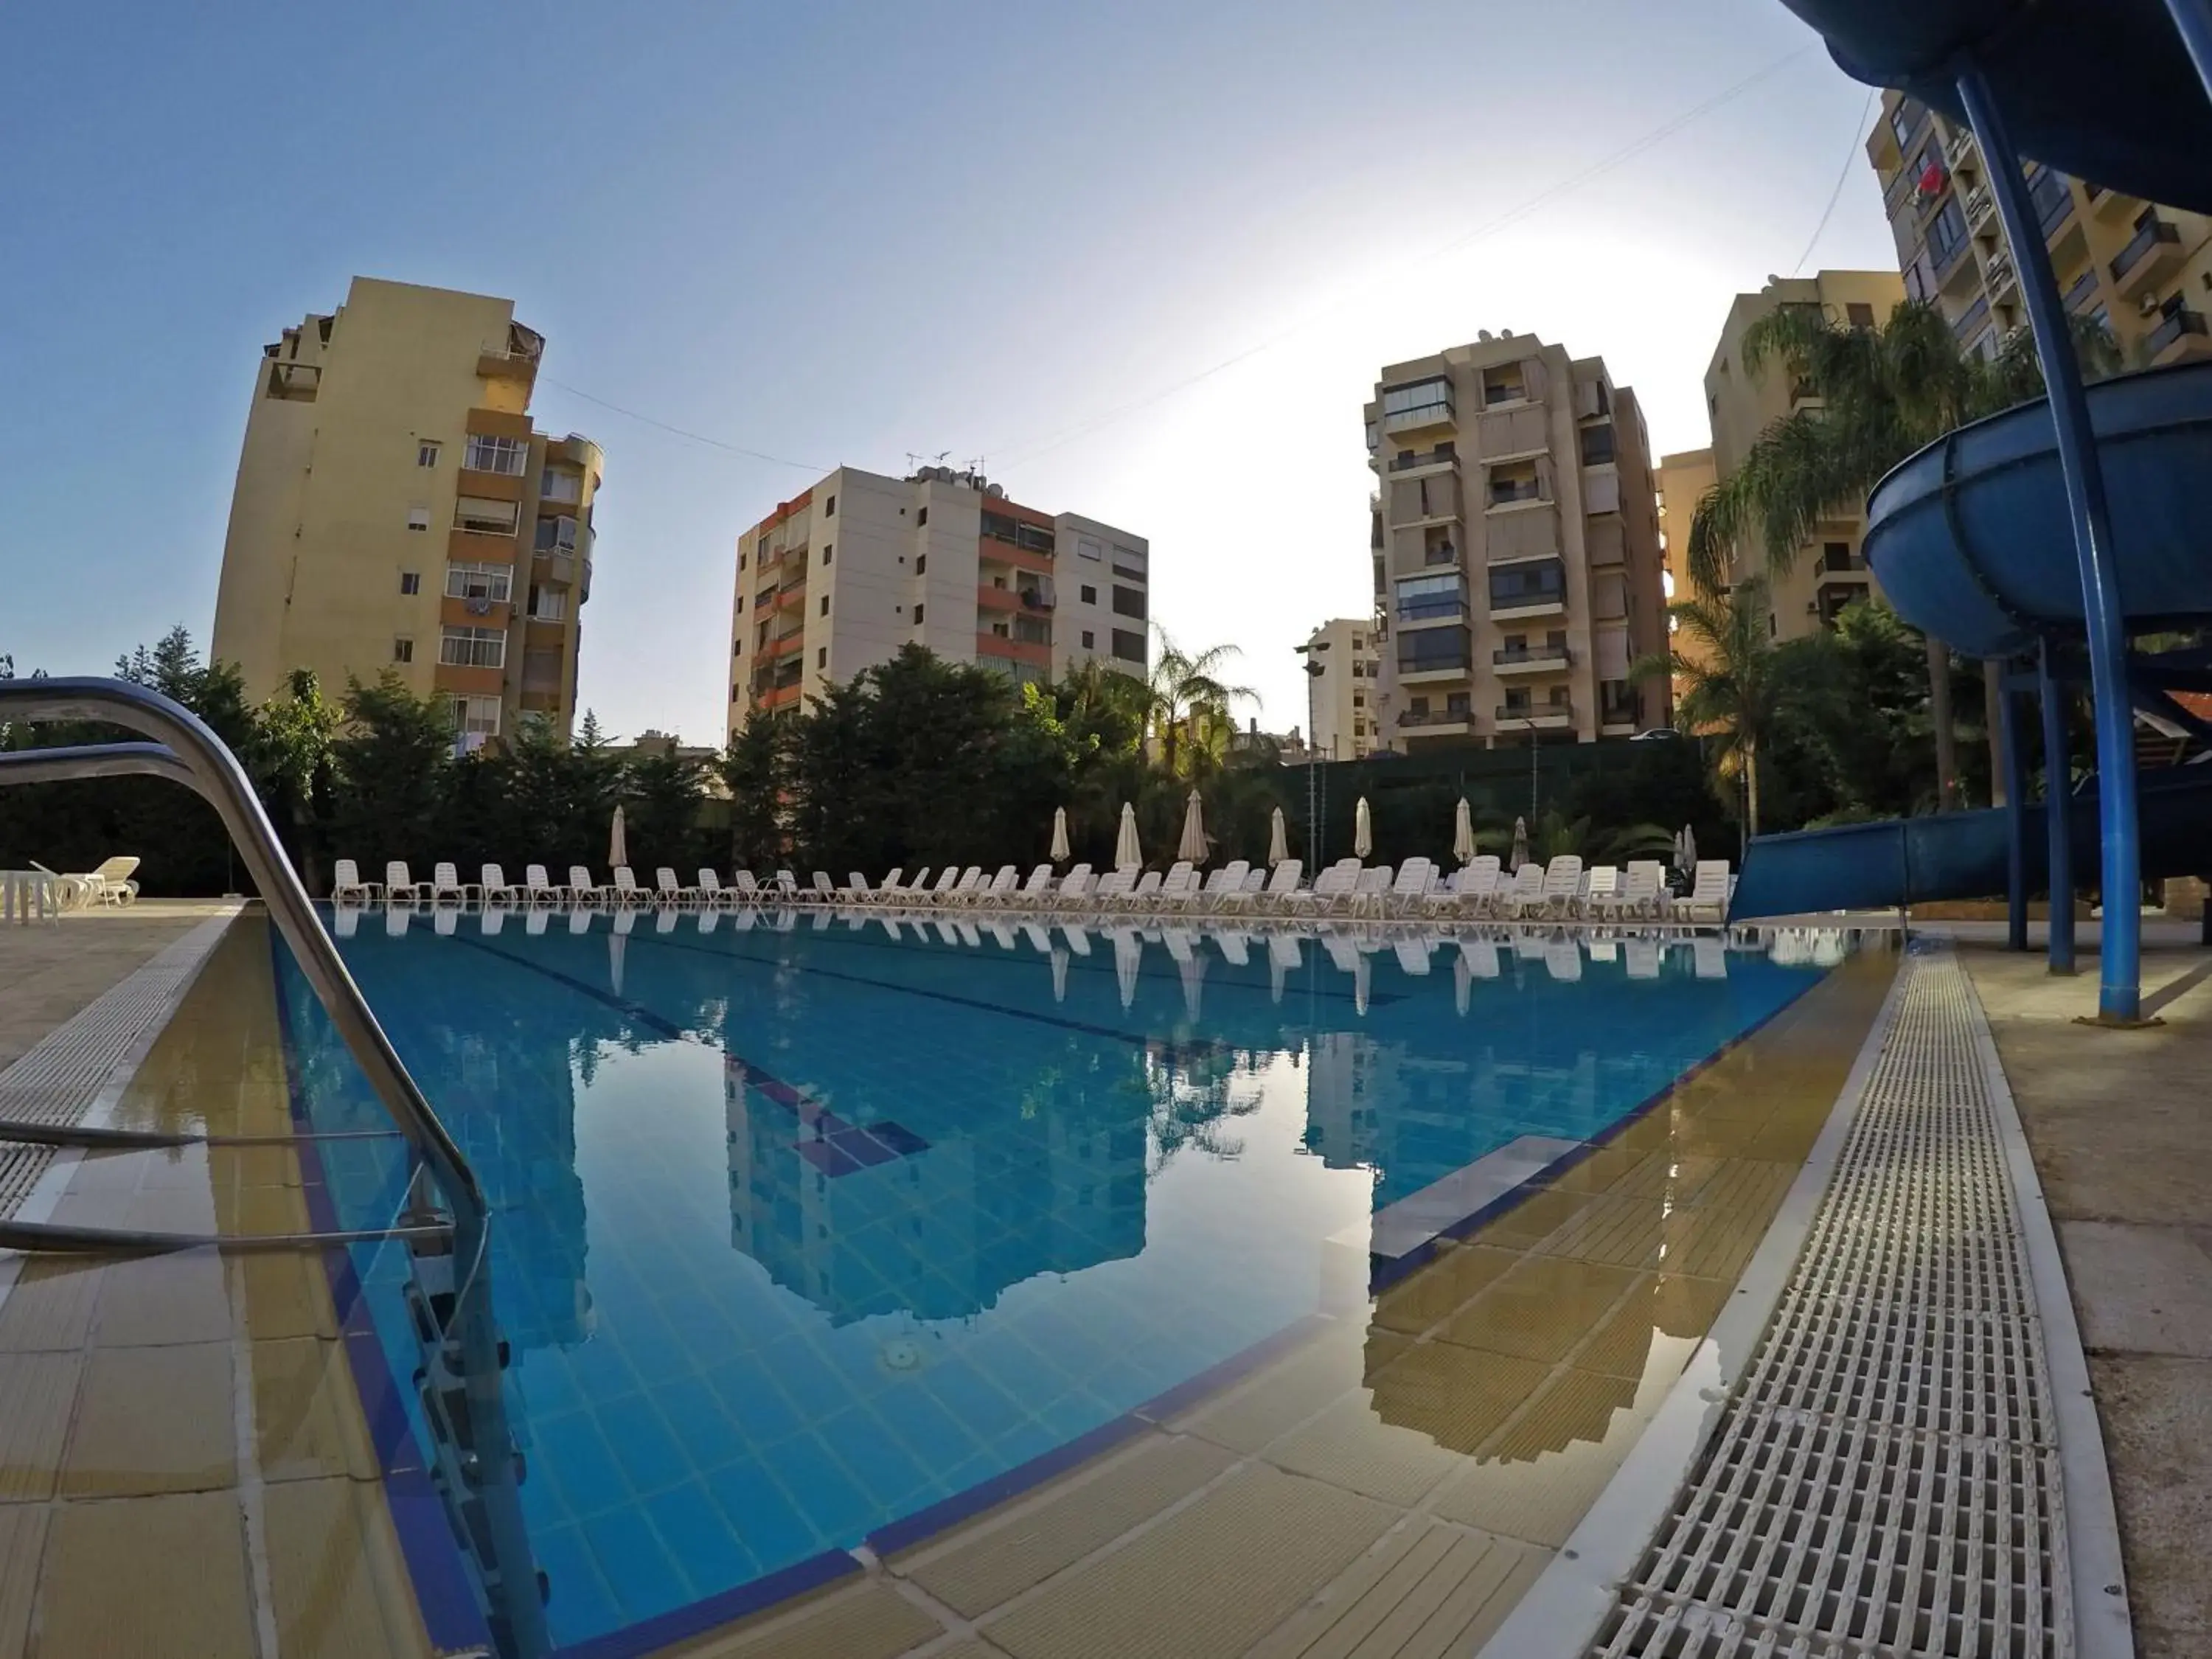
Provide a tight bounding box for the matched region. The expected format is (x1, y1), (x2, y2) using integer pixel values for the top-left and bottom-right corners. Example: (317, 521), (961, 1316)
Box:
(211, 276), (599, 746)
(1702, 270), (1905, 641)
(1654, 446), (1718, 706)
(1363, 331), (1667, 752)
(1302, 618), (1381, 759)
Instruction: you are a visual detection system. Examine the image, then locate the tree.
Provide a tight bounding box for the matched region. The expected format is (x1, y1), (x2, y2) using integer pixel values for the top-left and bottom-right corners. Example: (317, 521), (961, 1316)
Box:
(625, 748), (709, 873)
(1632, 580), (1780, 838)
(1687, 299), (2118, 812)
(248, 669), (338, 892)
(1143, 627), (1256, 779)
(721, 708), (792, 871)
(329, 673), (454, 870)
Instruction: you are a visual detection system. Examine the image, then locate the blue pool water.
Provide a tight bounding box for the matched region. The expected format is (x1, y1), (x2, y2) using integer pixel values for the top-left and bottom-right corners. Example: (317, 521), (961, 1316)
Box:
(277, 910), (1831, 1652)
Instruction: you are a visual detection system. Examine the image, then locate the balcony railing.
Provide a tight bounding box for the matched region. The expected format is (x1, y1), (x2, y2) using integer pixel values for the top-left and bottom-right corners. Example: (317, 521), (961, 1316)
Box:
(1397, 709), (1471, 729)
(1388, 445), (1457, 472)
(1964, 184), (1994, 228)
(1397, 598), (1466, 624)
(2062, 268), (2101, 314)
(2028, 167), (2073, 236)
(2112, 215), (2180, 282)
(1494, 645), (1570, 667)
(1497, 702), (1572, 725)
(2146, 307), (2210, 360)
(1381, 397), (1455, 434)
(1488, 479), (1542, 507)
(1397, 653), (1471, 678)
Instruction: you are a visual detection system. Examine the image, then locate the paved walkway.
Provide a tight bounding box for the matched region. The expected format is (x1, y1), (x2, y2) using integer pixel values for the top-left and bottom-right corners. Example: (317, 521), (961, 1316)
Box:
(0, 902), (236, 1073)
(1966, 942), (2212, 1659)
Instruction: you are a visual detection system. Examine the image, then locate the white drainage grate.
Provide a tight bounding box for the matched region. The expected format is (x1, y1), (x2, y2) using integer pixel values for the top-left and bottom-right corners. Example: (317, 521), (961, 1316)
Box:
(1587, 949), (2081, 1659)
(0, 912), (235, 1220)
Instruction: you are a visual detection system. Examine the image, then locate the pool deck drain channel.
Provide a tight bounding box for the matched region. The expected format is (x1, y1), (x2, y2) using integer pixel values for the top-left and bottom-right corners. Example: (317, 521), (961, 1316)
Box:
(1484, 945), (2128, 1658)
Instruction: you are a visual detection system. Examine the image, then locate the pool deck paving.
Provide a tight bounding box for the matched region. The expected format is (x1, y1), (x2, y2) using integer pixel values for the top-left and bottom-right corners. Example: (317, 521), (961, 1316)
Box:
(1964, 940), (2212, 1659)
(0, 900), (234, 1073)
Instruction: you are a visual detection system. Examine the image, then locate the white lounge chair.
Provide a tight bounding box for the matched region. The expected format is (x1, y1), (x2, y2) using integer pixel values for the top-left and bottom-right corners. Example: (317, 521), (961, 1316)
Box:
(431, 863), (469, 905)
(1533, 855), (1584, 919)
(610, 866), (652, 906)
(1495, 863), (1548, 918)
(1601, 861), (1664, 921)
(1677, 860), (1733, 924)
(524, 863), (563, 905)
(480, 864), (521, 906)
(1192, 860), (1248, 913)
(1284, 860), (1359, 917)
(1232, 858), (1301, 916)
(1382, 858), (1433, 918)
(806, 871), (836, 904)
(72, 855), (142, 907)
(333, 859), (375, 905)
(386, 862), (430, 905)
(1579, 865), (1621, 920)
(1155, 863), (1203, 911)
(568, 865), (610, 905)
(854, 868), (900, 905)
(1047, 864), (1093, 911)
(967, 865), (1020, 908)
(1009, 863), (1057, 910)
(936, 867), (982, 906)
(1091, 869), (1134, 908)
(654, 867), (693, 905)
(1121, 870), (1165, 911)
(727, 870), (765, 905)
(1346, 864), (1395, 919)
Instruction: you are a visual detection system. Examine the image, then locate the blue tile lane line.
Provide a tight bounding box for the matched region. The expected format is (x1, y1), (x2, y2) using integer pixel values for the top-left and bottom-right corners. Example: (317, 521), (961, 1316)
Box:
(451, 934), (929, 1177)
(266, 931), (495, 1658)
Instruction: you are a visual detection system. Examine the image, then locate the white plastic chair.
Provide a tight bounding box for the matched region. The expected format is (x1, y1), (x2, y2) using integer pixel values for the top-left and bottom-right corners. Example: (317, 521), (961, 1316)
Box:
(431, 863), (468, 905)
(611, 866), (650, 906)
(568, 865), (609, 905)
(480, 864), (521, 905)
(333, 859), (374, 905)
(1534, 855), (1584, 919)
(1677, 860), (1733, 924)
(524, 864), (563, 905)
(1495, 863), (1548, 918)
(385, 862), (429, 904)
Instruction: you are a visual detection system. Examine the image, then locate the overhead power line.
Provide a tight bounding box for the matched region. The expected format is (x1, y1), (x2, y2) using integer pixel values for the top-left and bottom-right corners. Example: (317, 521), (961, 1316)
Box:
(1792, 87), (1878, 275)
(540, 375), (825, 473)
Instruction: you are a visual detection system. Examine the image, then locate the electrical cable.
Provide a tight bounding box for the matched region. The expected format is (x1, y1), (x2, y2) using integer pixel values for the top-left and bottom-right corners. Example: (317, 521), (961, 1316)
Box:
(539, 375), (826, 473)
(1792, 87), (1878, 274)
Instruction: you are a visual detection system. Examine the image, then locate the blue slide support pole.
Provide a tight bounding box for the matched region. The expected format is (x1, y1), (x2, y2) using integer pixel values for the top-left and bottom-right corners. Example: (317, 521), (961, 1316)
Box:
(2002, 675), (2029, 950)
(2039, 644), (2077, 975)
(1956, 69), (2142, 1022)
(2166, 0), (2212, 99)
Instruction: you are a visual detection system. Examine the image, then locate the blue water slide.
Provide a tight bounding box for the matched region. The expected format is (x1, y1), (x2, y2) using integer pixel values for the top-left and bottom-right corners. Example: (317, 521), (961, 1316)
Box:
(1731, 762), (2212, 920)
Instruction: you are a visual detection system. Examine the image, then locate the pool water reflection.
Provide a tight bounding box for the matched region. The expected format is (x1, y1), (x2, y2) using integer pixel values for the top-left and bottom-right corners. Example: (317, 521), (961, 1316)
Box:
(282, 911), (1837, 1651)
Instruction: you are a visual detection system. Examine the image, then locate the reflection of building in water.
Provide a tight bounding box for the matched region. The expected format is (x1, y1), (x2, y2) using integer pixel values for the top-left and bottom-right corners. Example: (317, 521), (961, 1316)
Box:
(1301, 1032), (1390, 1174)
(724, 1054), (1147, 1324)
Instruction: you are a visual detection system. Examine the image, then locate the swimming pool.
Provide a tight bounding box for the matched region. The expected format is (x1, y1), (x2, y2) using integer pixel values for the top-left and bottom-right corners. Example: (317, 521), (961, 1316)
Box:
(277, 911), (1834, 1653)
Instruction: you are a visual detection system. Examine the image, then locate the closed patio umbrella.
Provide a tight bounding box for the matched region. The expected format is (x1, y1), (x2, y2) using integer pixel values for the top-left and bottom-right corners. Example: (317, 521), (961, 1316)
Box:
(1509, 815), (1529, 873)
(1115, 802), (1142, 872)
(1267, 807), (1289, 868)
(608, 805), (628, 871)
(1050, 806), (1071, 863)
(1453, 798), (1475, 866)
(1678, 824), (1698, 877)
(1354, 796), (1373, 860)
(1178, 789), (1208, 865)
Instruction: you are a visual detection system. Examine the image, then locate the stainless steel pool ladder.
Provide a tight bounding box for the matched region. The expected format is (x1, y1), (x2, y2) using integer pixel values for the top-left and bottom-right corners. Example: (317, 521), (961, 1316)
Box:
(0, 677), (550, 1658)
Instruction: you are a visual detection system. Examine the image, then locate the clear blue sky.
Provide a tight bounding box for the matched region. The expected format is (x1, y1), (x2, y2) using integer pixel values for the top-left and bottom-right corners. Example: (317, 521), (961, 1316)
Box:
(0, 0), (1898, 739)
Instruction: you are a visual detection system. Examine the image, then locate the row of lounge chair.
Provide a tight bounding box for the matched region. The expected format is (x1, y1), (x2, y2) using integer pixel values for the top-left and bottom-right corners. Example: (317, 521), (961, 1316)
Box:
(335, 853), (1734, 925)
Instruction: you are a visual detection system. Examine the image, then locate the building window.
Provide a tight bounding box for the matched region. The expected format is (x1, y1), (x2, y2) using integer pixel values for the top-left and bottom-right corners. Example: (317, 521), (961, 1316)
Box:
(816, 647), (827, 668)
(917, 507), (928, 527)
(732, 639), (742, 657)
(736, 596), (744, 613)
(1352, 692), (1365, 708)
(824, 494), (836, 516)
(1579, 423), (1615, 465)
(462, 434), (529, 476)
(913, 604), (925, 625)
(1110, 628), (1146, 664)
(1846, 302), (1877, 329)
(1889, 97), (1923, 150)
(529, 585), (567, 621)
(392, 638), (414, 664)
(439, 627), (506, 669)
(740, 551), (748, 570)
(1077, 536), (1102, 561)
(417, 442), (440, 468)
(406, 506), (431, 532)
(540, 467), (582, 504)
(1082, 629), (1095, 648)
(732, 684), (741, 702)
(534, 515), (578, 554)
(456, 497), (521, 536)
(445, 561), (512, 603)
(452, 695), (501, 740)
(1926, 197), (1969, 268)
(822, 543), (832, 565)
(819, 595), (830, 616)
(916, 554), (928, 575)
(1489, 559), (1565, 608)
(399, 571), (421, 595)
(1080, 584), (1097, 605)
(1446, 692), (1470, 717)
(1111, 585), (1146, 620)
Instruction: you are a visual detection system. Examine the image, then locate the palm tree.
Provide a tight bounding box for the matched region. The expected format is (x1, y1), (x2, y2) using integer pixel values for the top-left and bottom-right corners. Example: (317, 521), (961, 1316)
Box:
(1688, 299), (2116, 811)
(1632, 579), (1779, 838)
(1144, 626), (1256, 779)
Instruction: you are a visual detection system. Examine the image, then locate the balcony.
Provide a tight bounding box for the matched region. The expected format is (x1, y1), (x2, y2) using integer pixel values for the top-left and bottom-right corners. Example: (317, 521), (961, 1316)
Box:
(2062, 267), (2102, 316)
(1944, 126), (1976, 167)
(978, 535), (1055, 575)
(1486, 479), (1544, 512)
(757, 683), (803, 712)
(2111, 214), (2183, 299)
(1963, 183), (1995, 230)
(476, 323), (545, 384)
(2147, 306), (2212, 366)
(1397, 709), (1472, 735)
(1397, 644), (1471, 684)
(263, 360), (321, 403)
(2087, 183), (2136, 223)
(774, 584), (808, 613)
(1496, 702), (1573, 731)
(977, 631), (1051, 669)
(1491, 594), (1566, 622)
(1380, 379), (1455, 437)
(1388, 444), (1457, 473)
(763, 632), (804, 661)
(1494, 644), (1570, 675)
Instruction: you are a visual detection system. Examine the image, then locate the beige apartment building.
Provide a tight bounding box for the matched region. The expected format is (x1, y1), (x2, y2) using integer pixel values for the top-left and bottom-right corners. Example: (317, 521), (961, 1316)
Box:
(1868, 91), (2212, 369)
(1298, 619), (1382, 760)
(728, 466), (1147, 738)
(1653, 445), (1717, 700)
(212, 278), (602, 751)
(1362, 332), (1670, 753)
(1703, 271), (1906, 640)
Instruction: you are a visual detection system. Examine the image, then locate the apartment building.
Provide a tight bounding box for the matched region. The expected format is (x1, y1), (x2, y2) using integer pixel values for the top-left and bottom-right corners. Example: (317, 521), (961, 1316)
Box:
(1869, 91), (2212, 369)
(1362, 332), (1669, 753)
(1653, 446), (1717, 701)
(1298, 618), (1382, 760)
(1703, 271), (1907, 640)
(726, 465), (1147, 738)
(212, 278), (603, 749)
